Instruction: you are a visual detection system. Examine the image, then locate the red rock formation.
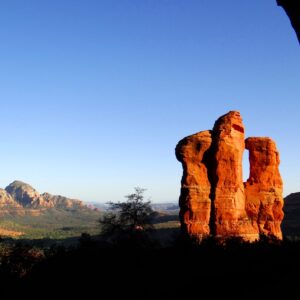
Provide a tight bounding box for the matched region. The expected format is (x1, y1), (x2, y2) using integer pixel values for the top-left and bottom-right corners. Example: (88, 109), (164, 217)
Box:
(175, 130), (212, 239)
(212, 112), (258, 241)
(0, 189), (22, 209)
(176, 111), (284, 242)
(245, 137), (284, 240)
(5, 181), (86, 210)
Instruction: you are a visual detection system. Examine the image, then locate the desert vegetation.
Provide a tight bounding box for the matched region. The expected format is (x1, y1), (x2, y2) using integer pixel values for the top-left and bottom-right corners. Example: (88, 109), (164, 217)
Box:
(0, 188), (299, 299)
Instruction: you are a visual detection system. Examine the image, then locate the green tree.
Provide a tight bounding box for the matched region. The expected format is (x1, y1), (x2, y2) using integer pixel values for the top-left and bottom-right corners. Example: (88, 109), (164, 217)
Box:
(99, 187), (156, 245)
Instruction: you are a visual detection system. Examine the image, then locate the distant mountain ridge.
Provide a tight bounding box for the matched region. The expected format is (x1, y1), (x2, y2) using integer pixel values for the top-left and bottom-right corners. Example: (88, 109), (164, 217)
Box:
(89, 202), (179, 212)
(1, 180), (89, 212)
(282, 192), (300, 237)
(151, 203), (179, 212)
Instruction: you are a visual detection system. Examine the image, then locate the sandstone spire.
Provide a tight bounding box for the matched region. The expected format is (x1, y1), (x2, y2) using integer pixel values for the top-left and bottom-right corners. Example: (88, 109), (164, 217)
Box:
(211, 111), (257, 240)
(245, 137), (284, 240)
(176, 111), (284, 241)
(175, 131), (212, 239)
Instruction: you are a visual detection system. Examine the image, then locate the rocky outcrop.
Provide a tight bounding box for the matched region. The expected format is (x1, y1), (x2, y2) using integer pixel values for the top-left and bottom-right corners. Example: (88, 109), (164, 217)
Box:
(5, 180), (87, 211)
(176, 130), (212, 239)
(42, 193), (85, 210)
(277, 0), (300, 44)
(176, 111), (284, 241)
(212, 112), (257, 240)
(245, 138), (284, 240)
(0, 189), (22, 209)
(5, 181), (53, 208)
(282, 193), (300, 236)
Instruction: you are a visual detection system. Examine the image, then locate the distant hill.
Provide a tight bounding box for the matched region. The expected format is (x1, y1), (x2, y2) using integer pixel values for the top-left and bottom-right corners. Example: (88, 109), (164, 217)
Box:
(282, 193), (300, 237)
(0, 182), (181, 241)
(88, 202), (180, 213)
(4, 180), (93, 211)
(0, 181), (101, 240)
(151, 203), (179, 213)
(87, 202), (108, 210)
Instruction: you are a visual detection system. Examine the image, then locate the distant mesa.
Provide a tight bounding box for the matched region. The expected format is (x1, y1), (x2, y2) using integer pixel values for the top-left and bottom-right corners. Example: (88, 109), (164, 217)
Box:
(0, 180), (95, 214)
(176, 111), (284, 242)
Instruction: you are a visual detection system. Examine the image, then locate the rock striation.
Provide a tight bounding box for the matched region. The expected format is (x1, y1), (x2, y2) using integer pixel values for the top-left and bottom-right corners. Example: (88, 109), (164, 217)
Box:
(176, 111), (284, 241)
(176, 130), (212, 238)
(245, 138), (284, 240)
(212, 112), (257, 240)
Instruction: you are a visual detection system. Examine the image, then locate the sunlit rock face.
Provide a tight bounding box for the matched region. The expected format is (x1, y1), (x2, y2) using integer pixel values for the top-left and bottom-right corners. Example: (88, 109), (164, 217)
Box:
(212, 112), (257, 241)
(245, 137), (284, 240)
(176, 130), (212, 239)
(176, 111), (284, 242)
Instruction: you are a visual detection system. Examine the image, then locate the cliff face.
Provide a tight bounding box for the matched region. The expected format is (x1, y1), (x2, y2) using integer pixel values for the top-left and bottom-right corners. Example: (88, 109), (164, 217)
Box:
(0, 189), (22, 209)
(42, 193), (85, 210)
(6, 181), (52, 209)
(212, 112), (257, 240)
(176, 130), (212, 239)
(245, 138), (284, 240)
(176, 111), (284, 241)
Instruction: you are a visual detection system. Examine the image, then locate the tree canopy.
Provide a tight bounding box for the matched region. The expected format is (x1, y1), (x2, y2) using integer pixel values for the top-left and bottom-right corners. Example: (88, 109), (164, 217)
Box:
(100, 187), (156, 244)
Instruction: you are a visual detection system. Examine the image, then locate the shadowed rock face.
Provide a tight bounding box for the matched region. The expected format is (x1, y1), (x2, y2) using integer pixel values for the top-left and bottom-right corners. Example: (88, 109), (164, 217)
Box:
(0, 189), (22, 209)
(245, 137), (284, 240)
(282, 193), (300, 236)
(277, 0), (300, 44)
(176, 111), (284, 241)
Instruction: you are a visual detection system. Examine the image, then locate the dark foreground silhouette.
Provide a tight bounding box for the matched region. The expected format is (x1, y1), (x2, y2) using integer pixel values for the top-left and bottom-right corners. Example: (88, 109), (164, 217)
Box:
(2, 185), (300, 299)
(1, 233), (300, 299)
(277, 0), (300, 43)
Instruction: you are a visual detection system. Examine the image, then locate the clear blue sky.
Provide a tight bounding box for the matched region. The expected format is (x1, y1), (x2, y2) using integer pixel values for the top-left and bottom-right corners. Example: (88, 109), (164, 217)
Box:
(0, 1), (299, 203)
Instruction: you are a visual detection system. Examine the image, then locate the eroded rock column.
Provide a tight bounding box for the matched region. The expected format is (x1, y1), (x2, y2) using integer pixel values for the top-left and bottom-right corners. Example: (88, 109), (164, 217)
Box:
(176, 110), (284, 241)
(212, 111), (257, 240)
(245, 137), (284, 240)
(175, 131), (212, 239)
